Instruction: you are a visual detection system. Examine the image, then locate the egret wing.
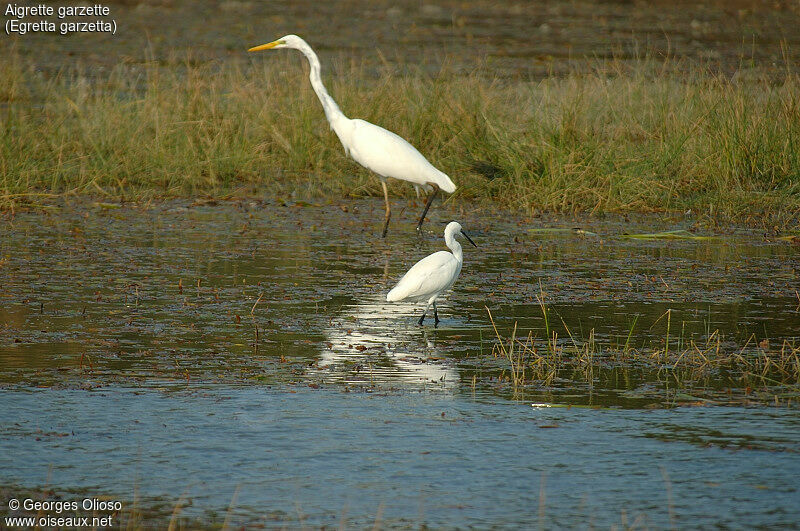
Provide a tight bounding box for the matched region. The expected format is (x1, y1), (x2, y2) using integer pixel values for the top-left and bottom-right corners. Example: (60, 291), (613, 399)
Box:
(387, 251), (460, 302)
(347, 120), (456, 193)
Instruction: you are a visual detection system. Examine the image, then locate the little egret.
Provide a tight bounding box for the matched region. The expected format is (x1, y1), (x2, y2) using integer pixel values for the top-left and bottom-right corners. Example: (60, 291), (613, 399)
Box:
(386, 221), (476, 326)
(248, 35), (456, 237)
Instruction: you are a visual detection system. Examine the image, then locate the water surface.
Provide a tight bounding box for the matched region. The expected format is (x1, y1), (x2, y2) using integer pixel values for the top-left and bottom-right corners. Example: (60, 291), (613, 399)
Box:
(2, 387), (799, 528)
(1, 201), (799, 526)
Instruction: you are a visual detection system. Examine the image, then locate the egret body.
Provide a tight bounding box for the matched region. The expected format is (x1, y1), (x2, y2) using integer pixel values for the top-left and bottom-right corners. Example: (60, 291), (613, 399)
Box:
(248, 35), (456, 237)
(387, 221), (476, 326)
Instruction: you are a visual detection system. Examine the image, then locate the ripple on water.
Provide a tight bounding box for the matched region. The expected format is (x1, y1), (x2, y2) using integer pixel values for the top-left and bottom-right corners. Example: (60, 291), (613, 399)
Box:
(0, 386), (798, 527)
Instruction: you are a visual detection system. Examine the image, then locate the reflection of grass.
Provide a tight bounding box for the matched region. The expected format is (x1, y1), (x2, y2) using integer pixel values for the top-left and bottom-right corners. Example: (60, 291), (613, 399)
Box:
(485, 299), (800, 404)
(2, 51), (799, 225)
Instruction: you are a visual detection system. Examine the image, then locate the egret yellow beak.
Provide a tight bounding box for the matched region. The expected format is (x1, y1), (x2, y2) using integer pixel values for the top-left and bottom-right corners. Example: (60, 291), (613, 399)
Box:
(248, 40), (282, 52)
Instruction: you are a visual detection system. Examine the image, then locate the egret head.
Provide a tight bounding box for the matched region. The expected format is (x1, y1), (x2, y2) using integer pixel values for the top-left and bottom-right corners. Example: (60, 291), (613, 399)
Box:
(444, 221), (477, 248)
(248, 34), (306, 52)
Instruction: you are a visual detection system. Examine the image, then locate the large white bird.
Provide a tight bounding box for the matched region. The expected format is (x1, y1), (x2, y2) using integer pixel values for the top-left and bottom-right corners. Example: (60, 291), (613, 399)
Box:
(248, 35), (456, 237)
(387, 221), (476, 326)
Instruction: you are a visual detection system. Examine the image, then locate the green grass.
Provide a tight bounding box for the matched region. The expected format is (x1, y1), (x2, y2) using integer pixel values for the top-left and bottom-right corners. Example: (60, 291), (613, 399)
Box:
(2, 51), (800, 225)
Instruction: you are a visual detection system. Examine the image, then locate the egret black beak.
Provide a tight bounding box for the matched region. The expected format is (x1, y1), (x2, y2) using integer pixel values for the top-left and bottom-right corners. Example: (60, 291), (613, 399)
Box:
(462, 231), (477, 248)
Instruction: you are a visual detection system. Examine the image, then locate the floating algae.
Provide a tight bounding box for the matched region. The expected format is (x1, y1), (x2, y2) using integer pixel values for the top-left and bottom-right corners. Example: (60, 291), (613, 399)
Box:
(527, 227), (599, 237)
(620, 229), (718, 241)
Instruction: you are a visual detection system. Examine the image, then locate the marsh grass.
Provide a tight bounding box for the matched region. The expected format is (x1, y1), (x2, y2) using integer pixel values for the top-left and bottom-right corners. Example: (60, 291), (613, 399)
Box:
(486, 301), (800, 404)
(2, 51), (800, 224)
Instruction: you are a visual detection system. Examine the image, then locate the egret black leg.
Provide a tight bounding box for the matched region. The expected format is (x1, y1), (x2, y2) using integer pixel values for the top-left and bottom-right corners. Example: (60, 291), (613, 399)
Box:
(381, 180), (391, 238)
(418, 312), (426, 326)
(433, 302), (440, 326)
(416, 184), (439, 232)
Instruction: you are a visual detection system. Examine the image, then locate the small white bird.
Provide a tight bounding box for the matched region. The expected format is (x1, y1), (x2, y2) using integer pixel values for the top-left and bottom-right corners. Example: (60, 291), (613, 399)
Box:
(387, 221), (477, 326)
(248, 35), (456, 237)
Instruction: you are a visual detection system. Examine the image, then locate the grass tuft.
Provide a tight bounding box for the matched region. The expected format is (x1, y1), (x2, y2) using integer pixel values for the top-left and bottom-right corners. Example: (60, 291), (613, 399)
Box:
(485, 299), (800, 405)
(2, 52), (800, 224)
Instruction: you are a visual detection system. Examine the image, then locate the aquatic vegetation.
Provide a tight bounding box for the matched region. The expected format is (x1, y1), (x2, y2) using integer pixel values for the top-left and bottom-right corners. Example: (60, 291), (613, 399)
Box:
(527, 227), (599, 237)
(620, 229), (718, 241)
(485, 302), (800, 406)
(486, 307), (531, 395)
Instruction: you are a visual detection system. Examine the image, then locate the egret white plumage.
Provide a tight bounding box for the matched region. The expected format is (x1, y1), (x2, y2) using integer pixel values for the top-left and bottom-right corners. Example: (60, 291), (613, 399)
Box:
(248, 35), (456, 237)
(387, 221), (476, 326)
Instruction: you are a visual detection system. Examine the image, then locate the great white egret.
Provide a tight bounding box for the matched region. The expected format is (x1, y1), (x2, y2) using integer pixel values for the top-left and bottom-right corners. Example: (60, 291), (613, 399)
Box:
(248, 35), (456, 237)
(386, 221), (476, 326)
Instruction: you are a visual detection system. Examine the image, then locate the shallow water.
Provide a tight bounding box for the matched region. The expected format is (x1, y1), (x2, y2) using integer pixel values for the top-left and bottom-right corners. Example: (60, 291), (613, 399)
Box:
(2, 200), (798, 400)
(1, 201), (799, 526)
(1, 387), (799, 528)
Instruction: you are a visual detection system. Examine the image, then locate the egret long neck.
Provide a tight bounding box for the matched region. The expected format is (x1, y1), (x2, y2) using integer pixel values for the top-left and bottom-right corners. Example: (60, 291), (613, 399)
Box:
(446, 233), (463, 263)
(296, 42), (347, 124)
